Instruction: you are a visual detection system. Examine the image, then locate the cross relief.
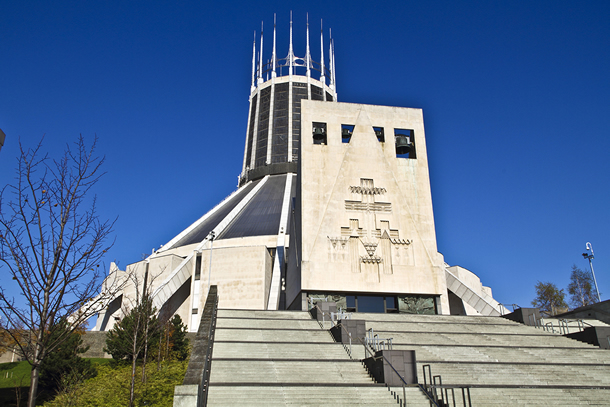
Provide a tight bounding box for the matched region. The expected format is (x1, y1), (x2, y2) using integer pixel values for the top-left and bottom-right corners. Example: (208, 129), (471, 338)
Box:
(328, 178), (413, 280)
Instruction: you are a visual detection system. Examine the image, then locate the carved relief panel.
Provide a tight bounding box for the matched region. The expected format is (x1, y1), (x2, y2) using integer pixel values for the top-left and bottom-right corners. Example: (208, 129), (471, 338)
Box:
(327, 178), (414, 282)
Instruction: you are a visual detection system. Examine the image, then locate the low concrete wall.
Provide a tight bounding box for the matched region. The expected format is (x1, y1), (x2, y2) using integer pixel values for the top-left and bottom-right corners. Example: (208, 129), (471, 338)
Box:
(566, 326), (610, 349)
(502, 308), (541, 326)
(363, 350), (418, 386)
(330, 319), (366, 344)
(556, 299), (610, 325)
(174, 285), (218, 407)
(81, 331), (111, 358)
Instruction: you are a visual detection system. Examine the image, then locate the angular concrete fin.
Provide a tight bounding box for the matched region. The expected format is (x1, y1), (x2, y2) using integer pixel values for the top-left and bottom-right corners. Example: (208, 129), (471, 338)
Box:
(445, 268), (501, 316)
(354, 107), (372, 129)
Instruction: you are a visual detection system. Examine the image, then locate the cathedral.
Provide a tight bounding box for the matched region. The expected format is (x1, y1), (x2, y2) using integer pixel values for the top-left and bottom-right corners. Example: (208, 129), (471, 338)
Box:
(94, 16), (504, 333)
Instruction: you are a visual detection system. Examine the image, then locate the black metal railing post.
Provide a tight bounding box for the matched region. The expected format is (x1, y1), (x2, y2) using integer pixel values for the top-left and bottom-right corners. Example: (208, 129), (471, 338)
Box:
(178, 285), (219, 407)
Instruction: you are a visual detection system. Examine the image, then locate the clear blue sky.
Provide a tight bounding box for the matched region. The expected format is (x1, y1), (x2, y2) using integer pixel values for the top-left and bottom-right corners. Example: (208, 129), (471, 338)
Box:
(1, 1), (609, 311)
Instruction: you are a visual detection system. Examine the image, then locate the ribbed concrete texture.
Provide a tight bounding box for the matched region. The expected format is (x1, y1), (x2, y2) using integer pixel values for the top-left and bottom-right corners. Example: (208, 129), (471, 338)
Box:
(206, 309), (431, 406)
(358, 312), (610, 406)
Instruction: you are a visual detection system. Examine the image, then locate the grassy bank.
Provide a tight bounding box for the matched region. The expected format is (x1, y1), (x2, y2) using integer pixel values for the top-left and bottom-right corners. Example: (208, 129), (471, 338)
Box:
(42, 360), (187, 407)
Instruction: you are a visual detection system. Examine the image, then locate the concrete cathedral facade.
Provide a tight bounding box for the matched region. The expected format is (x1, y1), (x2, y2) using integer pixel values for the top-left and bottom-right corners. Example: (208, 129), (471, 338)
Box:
(94, 17), (504, 333)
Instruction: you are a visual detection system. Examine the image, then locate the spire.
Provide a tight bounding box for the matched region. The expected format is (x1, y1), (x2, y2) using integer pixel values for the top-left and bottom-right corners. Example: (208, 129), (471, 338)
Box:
(331, 36), (337, 91)
(258, 22), (264, 84)
(288, 11), (294, 75)
(251, 31), (256, 92)
(272, 14), (277, 78)
(320, 19), (325, 85)
(329, 28), (335, 90)
(306, 13), (311, 77)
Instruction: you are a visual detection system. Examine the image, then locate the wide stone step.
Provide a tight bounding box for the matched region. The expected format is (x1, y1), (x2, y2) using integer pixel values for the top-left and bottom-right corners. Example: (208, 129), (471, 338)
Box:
(216, 318), (321, 329)
(212, 342), (349, 359)
(214, 328), (333, 342)
(217, 309), (312, 319)
(209, 360), (372, 383)
(207, 385), (430, 407)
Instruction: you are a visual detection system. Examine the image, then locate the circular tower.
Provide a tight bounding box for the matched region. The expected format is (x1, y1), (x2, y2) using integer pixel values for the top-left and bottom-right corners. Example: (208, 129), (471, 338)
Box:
(239, 15), (337, 185)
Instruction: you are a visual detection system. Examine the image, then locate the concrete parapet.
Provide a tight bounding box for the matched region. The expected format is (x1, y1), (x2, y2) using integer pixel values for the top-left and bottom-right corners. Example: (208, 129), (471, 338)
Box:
(330, 319), (366, 343)
(81, 331), (111, 358)
(175, 285), (218, 407)
(565, 326), (610, 349)
(309, 301), (337, 323)
(363, 349), (418, 386)
(173, 384), (199, 407)
(502, 307), (541, 326)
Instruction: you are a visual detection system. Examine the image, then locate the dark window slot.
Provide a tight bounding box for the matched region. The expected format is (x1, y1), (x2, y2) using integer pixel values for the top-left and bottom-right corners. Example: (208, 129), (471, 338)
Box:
(341, 124), (354, 143)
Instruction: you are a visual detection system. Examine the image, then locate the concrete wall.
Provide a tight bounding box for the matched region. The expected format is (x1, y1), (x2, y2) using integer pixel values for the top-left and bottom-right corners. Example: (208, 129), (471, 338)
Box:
(556, 299), (610, 325)
(447, 265), (501, 316)
(195, 245), (272, 311)
(95, 243), (273, 332)
(289, 101), (448, 312)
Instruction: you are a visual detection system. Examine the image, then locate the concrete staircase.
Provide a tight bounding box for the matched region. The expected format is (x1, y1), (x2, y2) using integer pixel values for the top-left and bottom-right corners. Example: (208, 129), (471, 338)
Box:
(206, 309), (431, 406)
(359, 312), (610, 406)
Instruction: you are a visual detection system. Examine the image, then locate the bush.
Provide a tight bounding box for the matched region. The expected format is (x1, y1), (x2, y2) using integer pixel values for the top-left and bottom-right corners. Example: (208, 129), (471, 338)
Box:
(38, 321), (96, 401)
(42, 360), (188, 407)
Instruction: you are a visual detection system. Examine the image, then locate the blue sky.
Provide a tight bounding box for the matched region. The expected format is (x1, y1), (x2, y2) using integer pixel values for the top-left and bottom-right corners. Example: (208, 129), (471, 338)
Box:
(1, 1), (609, 311)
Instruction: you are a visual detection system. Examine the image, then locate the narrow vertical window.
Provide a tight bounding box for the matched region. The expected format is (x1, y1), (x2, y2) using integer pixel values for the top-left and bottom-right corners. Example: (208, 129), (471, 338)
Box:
(373, 127), (385, 142)
(395, 129), (416, 159)
(341, 124), (354, 143)
(312, 122), (327, 145)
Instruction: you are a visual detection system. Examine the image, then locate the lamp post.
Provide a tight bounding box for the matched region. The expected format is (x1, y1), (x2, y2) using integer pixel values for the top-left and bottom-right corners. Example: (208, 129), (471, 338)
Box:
(207, 231), (215, 295)
(582, 242), (601, 303)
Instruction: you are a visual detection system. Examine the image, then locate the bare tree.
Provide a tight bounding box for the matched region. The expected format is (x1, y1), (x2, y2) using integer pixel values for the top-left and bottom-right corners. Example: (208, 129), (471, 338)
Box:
(104, 267), (162, 407)
(0, 136), (120, 407)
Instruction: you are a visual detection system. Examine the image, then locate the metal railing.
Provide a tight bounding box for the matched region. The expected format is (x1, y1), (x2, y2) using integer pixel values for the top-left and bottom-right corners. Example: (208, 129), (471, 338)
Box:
(308, 296), (331, 310)
(366, 328), (393, 352)
(498, 303), (521, 314)
(530, 316), (593, 335)
(176, 285), (219, 407)
(310, 303), (474, 407)
(422, 365), (472, 407)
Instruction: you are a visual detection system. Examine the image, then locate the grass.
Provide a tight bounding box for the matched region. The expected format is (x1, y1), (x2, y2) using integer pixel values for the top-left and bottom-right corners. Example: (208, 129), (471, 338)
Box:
(0, 358), (114, 406)
(0, 361), (31, 389)
(42, 360), (188, 407)
(0, 361), (30, 407)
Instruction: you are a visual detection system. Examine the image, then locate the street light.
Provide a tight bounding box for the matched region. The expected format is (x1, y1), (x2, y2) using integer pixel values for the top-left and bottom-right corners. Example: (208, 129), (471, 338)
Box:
(582, 242), (601, 303)
(207, 231), (216, 295)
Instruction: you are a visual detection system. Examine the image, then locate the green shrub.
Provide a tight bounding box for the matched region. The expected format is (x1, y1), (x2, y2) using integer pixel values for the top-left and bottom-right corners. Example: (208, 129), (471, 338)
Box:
(42, 361), (188, 407)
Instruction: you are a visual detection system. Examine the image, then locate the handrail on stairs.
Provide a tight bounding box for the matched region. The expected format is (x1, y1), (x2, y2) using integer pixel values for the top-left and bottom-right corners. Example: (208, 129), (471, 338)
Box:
(422, 364), (472, 407)
(310, 303), (450, 407)
(175, 285), (219, 407)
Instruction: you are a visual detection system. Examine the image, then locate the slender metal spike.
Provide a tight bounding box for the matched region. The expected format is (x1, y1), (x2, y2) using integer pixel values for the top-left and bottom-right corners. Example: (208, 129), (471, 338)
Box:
(306, 13), (311, 76)
(288, 11), (294, 75)
(320, 19), (325, 84)
(272, 13), (277, 77)
(251, 31), (256, 91)
(258, 22), (264, 84)
(332, 37), (337, 91)
(329, 28), (333, 87)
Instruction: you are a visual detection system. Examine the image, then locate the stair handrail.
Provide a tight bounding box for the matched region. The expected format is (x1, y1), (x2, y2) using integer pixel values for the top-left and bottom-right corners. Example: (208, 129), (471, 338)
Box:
(365, 328), (393, 352)
(423, 364), (472, 407)
(556, 318), (594, 335)
(317, 307), (452, 407)
(176, 285), (219, 407)
(327, 313), (439, 407)
(309, 304), (472, 406)
(498, 303), (521, 313)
